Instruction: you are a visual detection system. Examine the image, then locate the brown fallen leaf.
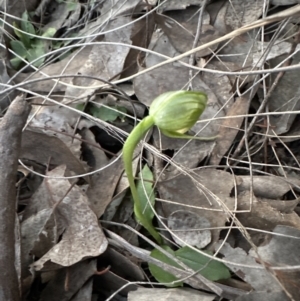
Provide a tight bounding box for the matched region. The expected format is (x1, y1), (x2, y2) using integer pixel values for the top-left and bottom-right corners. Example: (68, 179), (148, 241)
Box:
(217, 241), (287, 295)
(33, 165), (107, 269)
(167, 210), (212, 249)
(87, 156), (124, 219)
(237, 175), (300, 199)
(224, 0), (265, 29)
(62, 16), (134, 104)
(10, 46), (94, 93)
(21, 129), (87, 179)
(237, 191), (300, 232)
(255, 225), (300, 301)
(268, 51), (300, 135)
(40, 259), (97, 301)
(154, 12), (220, 58)
(210, 97), (251, 166)
(157, 169), (237, 246)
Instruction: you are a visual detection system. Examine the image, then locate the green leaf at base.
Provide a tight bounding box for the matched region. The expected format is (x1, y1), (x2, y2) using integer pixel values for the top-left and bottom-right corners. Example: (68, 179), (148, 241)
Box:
(136, 164), (155, 223)
(149, 246), (183, 287)
(90, 105), (126, 122)
(175, 246), (231, 281)
(149, 246), (231, 287)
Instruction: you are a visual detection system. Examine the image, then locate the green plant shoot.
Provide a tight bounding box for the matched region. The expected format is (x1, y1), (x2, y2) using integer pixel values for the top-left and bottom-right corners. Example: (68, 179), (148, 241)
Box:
(122, 91), (208, 244)
(10, 10), (56, 69)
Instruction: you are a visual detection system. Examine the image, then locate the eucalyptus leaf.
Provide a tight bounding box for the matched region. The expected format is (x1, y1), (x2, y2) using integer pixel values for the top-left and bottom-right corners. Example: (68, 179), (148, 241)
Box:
(149, 246), (183, 287)
(175, 247), (231, 281)
(136, 164), (155, 225)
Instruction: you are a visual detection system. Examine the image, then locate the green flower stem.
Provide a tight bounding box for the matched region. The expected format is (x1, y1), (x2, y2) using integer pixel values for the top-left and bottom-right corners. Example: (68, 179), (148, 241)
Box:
(123, 115), (163, 244)
(123, 91), (210, 244)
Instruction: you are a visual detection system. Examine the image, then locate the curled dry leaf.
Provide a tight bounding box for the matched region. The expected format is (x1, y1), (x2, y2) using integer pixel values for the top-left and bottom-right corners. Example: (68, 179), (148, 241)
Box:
(100, 247), (144, 281)
(79, 127), (109, 169)
(94, 271), (139, 296)
(270, 0), (300, 5)
(261, 197), (299, 214)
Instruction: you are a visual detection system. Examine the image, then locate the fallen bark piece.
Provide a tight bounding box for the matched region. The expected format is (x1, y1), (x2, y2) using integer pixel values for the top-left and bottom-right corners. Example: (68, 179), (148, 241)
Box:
(0, 95), (31, 301)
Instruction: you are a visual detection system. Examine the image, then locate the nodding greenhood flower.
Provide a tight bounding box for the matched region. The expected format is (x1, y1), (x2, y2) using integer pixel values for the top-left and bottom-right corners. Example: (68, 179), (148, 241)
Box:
(122, 90), (209, 244)
(149, 90), (207, 138)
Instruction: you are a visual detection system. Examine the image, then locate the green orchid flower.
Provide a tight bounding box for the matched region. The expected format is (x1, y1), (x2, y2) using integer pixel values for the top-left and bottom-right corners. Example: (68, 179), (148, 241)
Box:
(123, 91), (209, 244)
